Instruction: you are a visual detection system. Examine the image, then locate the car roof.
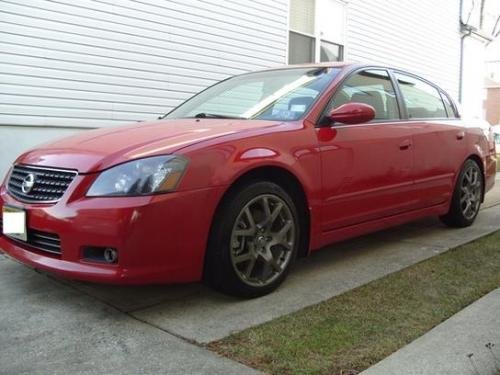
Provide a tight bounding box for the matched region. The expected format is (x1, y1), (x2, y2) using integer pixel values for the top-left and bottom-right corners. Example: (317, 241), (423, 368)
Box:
(260, 62), (366, 72)
(259, 62), (450, 94)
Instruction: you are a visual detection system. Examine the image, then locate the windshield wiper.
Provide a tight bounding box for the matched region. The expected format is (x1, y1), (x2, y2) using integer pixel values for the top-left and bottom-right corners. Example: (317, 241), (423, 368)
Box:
(194, 112), (245, 119)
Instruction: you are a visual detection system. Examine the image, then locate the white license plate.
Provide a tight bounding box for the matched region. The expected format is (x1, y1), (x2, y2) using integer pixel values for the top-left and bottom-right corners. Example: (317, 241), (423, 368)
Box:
(2, 205), (27, 241)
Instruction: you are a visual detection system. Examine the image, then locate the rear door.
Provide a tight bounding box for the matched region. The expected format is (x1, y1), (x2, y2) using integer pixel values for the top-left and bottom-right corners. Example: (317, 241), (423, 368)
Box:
(393, 72), (466, 208)
(319, 69), (417, 231)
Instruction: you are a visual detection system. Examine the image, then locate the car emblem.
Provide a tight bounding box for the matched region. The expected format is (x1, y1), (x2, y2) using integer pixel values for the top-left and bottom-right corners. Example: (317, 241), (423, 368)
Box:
(21, 173), (36, 194)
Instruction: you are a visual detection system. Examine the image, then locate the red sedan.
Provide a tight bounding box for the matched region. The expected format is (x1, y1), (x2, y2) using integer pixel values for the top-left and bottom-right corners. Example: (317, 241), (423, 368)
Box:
(0, 63), (496, 297)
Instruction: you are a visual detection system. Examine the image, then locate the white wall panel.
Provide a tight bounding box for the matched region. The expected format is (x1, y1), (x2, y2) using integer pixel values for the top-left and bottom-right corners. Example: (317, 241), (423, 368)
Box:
(345, 0), (461, 99)
(0, 0), (288, 130)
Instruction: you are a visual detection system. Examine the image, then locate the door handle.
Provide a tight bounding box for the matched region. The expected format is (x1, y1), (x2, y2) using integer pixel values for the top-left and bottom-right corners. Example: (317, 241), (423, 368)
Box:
(456, 131), (465, 140)
(399, 139), (412, 150)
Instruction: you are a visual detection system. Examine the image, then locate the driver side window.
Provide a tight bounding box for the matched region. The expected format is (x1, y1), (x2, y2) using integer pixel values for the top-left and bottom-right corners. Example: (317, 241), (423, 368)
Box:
(327, 69), (400, 121)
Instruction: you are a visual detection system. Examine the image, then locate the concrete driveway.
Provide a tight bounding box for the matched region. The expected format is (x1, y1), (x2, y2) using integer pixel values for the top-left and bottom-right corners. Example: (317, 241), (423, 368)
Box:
(2, 180), (500, 373)
(0, 254), (258, 374)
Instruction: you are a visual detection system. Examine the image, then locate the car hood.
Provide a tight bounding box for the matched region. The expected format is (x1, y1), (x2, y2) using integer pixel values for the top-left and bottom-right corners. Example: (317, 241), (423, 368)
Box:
(16, 118), (283, 173)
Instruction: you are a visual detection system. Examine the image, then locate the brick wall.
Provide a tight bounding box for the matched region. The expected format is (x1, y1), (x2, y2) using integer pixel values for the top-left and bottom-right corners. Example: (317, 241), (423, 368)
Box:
(485, 87), (500, 125)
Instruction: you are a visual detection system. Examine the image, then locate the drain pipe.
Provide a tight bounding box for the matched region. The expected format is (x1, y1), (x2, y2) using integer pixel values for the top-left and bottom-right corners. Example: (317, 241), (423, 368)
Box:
(459, 27), (472, 103)
(459, 0), (470, 103)
(458, 0), (493, 104)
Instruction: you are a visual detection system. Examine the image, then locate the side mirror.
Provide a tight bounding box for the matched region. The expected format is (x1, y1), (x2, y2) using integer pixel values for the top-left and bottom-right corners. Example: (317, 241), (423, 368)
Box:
(327, 102), (375, 125)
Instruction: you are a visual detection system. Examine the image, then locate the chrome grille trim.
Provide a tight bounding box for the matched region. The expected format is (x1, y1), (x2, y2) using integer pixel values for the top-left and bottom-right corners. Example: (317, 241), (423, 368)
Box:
(7, 164), (78, 203)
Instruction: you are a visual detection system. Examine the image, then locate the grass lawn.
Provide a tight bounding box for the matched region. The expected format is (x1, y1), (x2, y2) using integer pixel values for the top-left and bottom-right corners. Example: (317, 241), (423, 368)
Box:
(210, 230), (500, 375)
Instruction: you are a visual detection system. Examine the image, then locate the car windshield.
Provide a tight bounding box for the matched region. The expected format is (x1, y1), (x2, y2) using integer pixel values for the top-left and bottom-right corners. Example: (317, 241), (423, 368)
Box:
(164, 67), (341, 121)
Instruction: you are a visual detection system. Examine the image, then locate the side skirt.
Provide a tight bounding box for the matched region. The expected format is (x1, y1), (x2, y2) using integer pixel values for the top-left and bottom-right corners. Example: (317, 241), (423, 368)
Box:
(312, 202), (449, 252)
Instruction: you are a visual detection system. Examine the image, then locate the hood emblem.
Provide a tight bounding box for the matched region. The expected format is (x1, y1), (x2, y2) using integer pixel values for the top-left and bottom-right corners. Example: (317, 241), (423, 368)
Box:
(21, 173), (36, 194)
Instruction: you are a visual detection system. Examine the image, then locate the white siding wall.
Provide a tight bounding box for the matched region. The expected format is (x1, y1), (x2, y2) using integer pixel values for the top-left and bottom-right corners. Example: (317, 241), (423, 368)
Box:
(0, 0), (288, 175)
(345, 0), (461, 99)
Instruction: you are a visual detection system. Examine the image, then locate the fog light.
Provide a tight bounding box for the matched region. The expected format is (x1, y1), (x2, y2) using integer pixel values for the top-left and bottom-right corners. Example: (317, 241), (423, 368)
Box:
(83, 246), (118, 264)
(103, 247), (118, 264)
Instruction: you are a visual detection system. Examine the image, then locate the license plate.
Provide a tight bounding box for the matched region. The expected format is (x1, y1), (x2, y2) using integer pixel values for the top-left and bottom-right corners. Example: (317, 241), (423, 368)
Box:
(2, 205), (27, 241)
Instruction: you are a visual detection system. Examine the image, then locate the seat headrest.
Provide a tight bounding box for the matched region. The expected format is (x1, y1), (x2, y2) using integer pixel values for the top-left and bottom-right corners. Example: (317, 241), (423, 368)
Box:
(351, 90), (385, 119)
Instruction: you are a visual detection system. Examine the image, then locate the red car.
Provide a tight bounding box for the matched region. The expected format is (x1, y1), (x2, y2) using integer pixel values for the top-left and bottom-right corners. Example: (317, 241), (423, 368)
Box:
(0, 63), (496, 297)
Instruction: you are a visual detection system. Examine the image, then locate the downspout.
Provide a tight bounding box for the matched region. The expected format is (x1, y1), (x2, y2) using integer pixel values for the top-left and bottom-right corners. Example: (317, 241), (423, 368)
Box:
(459, 0), (471, 103)
(458, 0), (493, 103)
(459, 29), (472, 103)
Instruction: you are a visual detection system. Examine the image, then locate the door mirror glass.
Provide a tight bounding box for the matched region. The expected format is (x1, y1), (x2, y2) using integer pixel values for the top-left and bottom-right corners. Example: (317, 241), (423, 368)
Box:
(328, 102), (375, 125)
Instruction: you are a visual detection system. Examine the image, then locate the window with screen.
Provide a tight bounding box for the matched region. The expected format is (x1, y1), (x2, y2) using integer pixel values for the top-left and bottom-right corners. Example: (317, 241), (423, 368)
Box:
(320, 40), (343, 62)
(289, 31), (316, 64)
(395, 73), (447, 119)
(327, 70), (400, 121)
(288, 0), (316, 64)
(288, 0), (345, 64)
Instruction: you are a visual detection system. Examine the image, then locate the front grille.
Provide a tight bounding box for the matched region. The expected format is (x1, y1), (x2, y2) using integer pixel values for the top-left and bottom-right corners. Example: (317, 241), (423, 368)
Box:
(7, 165), (77, 203)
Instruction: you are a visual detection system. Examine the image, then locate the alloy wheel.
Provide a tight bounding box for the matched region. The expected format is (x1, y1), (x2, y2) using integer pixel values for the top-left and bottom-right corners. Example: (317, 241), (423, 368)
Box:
(230, 194), (296, 287)
(460, 164), (482, 220)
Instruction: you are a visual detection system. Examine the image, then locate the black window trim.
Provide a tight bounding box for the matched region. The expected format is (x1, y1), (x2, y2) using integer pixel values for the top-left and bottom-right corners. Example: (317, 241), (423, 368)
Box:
(391, 69), (460, 122)
(439, 89), (460, 119)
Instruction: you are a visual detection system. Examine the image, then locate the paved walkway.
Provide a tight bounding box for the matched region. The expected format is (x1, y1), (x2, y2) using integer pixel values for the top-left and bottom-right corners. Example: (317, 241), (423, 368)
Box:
(362, 288), (500, 375)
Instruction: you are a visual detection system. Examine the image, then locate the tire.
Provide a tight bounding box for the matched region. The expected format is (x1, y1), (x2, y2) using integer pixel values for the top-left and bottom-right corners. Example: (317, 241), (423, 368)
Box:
(440, 159), (484, 228)
(204, 181), (301, 298)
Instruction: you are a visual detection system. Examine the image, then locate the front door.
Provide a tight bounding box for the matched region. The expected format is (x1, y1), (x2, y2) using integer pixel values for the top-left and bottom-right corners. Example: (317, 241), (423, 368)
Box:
(318, 69), (416, 232)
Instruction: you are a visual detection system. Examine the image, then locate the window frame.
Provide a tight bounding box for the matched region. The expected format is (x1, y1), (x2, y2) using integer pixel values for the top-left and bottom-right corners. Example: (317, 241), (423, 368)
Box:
(287, 0), (346, 64)
(288, 29), (317, 65)
(320, 39), (344, 63)
(317, 67), (403, 127)
(391, 69), (458, 121)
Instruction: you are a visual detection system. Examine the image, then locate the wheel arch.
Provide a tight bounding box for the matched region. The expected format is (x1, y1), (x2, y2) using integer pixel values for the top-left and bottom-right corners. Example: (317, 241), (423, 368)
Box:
(207, 165), (312, 261)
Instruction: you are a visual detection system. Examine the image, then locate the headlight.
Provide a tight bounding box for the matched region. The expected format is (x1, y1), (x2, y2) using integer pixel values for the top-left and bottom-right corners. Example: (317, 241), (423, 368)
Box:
(87, 155), (188, 197)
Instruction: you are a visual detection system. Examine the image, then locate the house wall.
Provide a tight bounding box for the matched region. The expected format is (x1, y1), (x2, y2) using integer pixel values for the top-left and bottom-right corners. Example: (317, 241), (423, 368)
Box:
(345, 0), (461, 99)
(0, 0), (289, 176)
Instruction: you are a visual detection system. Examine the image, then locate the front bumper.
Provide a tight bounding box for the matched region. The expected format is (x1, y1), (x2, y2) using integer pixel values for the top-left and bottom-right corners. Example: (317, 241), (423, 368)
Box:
(0, 177), (223, 284)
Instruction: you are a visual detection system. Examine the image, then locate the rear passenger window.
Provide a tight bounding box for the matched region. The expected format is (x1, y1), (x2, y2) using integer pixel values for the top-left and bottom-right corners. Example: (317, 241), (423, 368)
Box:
(395, 73), (447, 119)
(328, 69), (400, 121)
(441, 91), (458, 118)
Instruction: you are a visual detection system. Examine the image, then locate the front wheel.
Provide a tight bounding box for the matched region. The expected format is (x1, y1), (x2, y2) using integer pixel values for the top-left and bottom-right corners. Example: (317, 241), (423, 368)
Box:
(205, 181), (300, 298)
(440, 159), (483, 228)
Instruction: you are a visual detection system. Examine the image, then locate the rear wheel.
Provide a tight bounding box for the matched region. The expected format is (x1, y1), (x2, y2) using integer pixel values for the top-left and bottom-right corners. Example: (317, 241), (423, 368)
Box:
(440, 159), (483, 228)
(205, 181), (300, 298)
